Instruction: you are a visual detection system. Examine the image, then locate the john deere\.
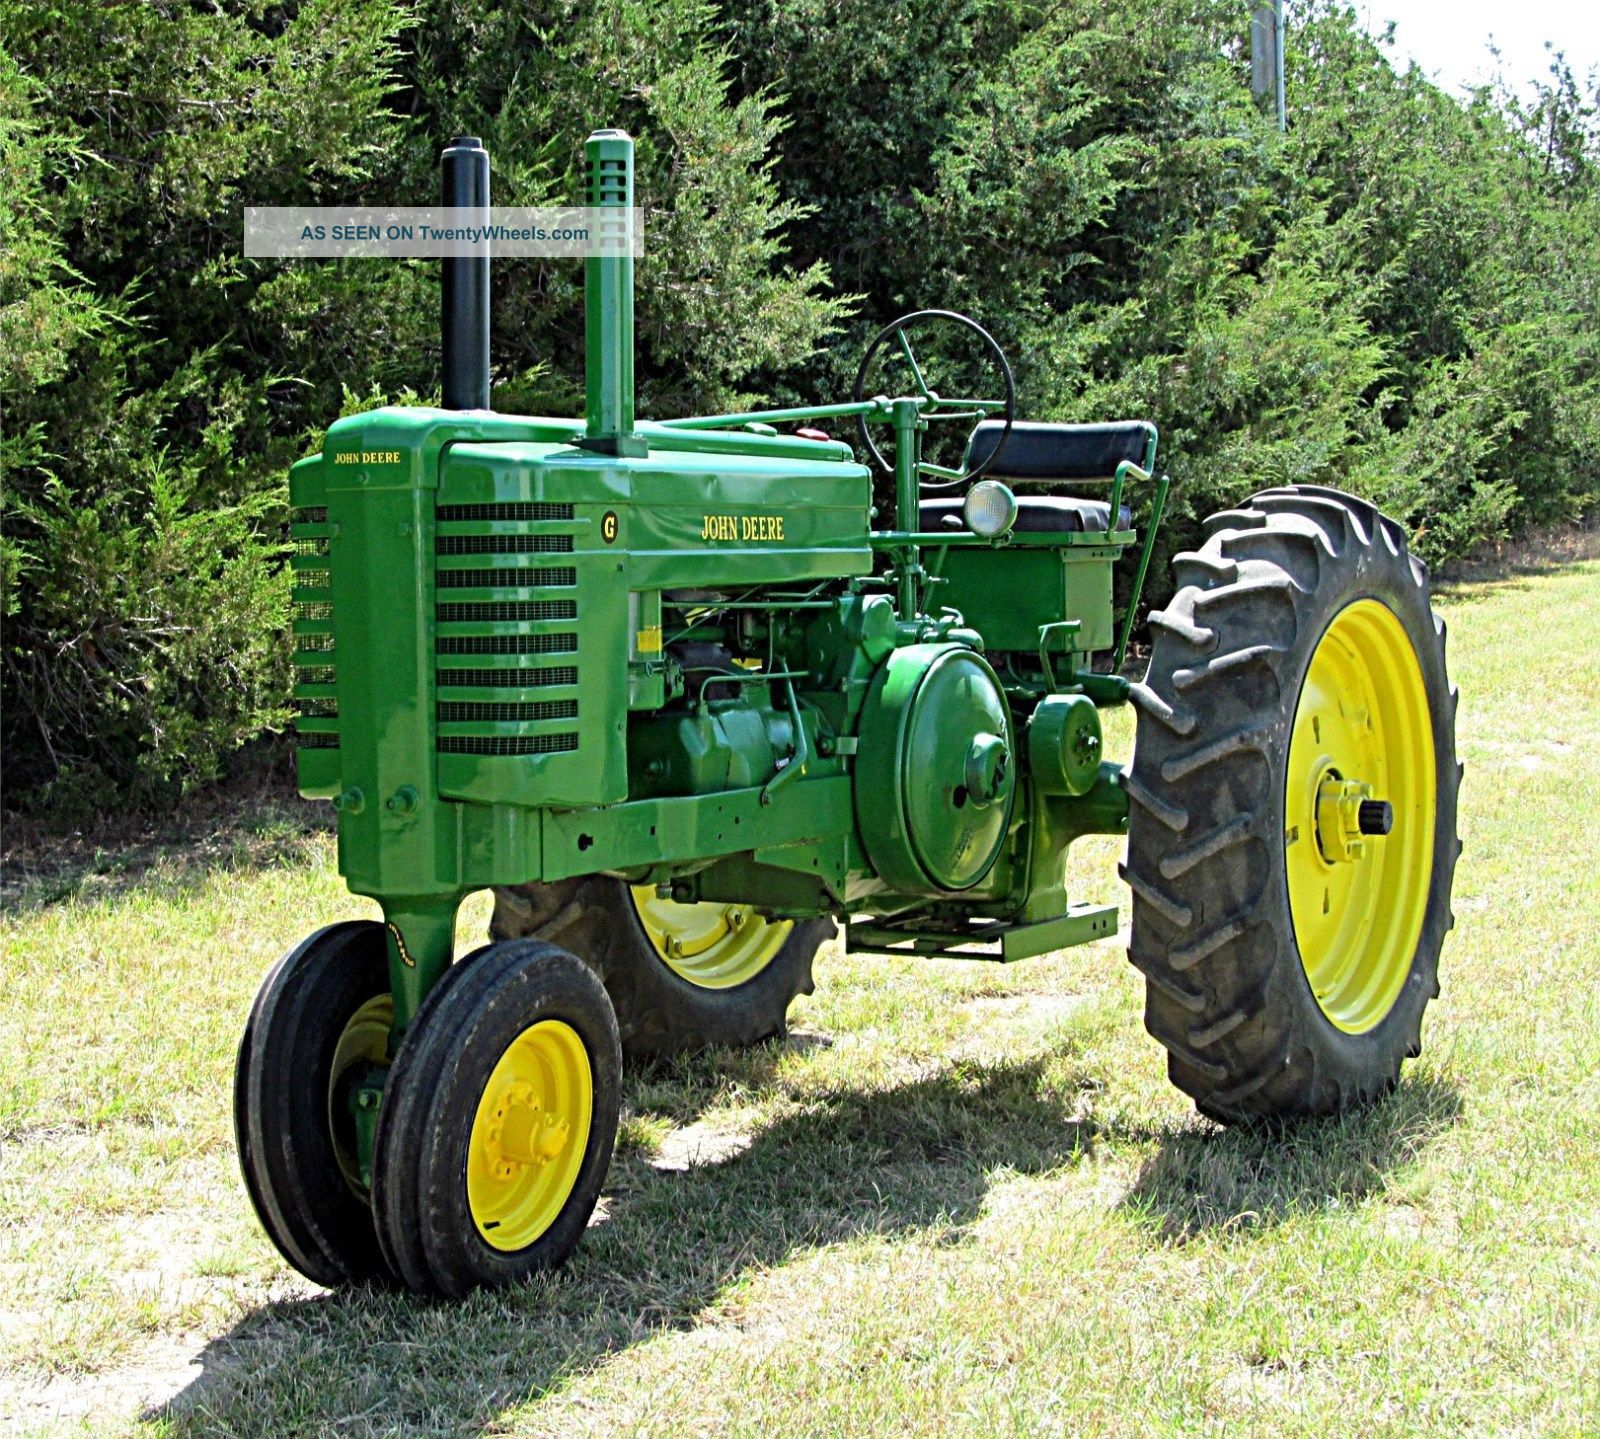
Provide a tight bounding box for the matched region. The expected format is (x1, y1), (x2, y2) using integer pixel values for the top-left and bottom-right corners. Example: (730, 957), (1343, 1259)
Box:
(236, 130), (1461, 1297)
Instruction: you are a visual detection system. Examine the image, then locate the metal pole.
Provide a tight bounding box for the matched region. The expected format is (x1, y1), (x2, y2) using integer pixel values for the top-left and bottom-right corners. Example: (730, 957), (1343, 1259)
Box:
(582, 129), (644, 455)
(1250, 3), (1287, 132)
(1275, 0), (1287, 131)
(892, 399), (923, 615)
(440, 136), (491, 410)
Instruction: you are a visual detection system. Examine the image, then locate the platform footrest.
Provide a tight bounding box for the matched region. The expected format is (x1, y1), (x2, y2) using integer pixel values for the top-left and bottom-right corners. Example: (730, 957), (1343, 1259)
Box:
(845, 902), (1119, 963)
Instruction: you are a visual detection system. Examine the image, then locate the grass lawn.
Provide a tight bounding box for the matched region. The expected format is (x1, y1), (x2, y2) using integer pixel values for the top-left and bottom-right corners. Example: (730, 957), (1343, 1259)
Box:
(2, 553), (1597, 1437)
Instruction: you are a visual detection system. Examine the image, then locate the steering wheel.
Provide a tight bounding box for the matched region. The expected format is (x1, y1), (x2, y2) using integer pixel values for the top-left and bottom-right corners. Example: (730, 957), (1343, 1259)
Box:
(850, 309), (1015, 486)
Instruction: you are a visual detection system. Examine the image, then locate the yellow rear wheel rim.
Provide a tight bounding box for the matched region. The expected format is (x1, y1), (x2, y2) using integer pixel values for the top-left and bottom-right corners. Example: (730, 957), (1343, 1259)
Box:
(467, 1019), (592, 1252)
(1286, 599), (1436, 1033)
(629, 888), (792, 989)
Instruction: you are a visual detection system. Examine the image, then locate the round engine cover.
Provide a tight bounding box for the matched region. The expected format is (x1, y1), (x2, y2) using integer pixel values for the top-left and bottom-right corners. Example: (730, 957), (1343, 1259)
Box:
(854, 643), (1016, 892)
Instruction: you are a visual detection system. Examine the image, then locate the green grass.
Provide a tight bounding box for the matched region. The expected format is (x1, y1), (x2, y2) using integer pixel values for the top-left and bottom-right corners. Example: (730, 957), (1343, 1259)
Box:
(2, 557), (1598, 1437)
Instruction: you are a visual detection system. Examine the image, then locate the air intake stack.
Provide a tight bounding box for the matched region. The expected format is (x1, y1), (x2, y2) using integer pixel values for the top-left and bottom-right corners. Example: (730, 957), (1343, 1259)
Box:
(581, 129), (645, 456)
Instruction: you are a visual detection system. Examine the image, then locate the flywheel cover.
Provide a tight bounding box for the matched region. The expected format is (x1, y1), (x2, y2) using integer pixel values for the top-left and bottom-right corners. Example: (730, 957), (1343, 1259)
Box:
(854, 643), (1016, 892)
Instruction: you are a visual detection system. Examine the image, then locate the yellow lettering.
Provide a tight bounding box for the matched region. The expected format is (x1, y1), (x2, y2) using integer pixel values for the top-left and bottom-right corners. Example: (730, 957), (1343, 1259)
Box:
(698, 513), (787, 541)
(333, 449), (403, 466)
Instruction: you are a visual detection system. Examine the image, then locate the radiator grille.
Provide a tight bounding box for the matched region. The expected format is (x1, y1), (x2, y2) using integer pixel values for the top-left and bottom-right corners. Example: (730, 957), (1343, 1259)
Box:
(291, 504), (337, 752)
(437, 666), (578, 689)
(436, 633), (577, 657)
(438, 699), (578, 724)
(434, 502), (584, 762)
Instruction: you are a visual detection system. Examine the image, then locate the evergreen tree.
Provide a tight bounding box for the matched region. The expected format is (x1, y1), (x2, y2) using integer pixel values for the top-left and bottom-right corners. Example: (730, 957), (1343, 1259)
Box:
(2, 0), (1595, 812)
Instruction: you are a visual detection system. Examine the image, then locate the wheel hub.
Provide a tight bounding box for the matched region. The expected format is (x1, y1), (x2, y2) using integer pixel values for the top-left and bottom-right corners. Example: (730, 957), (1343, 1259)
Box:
(1313, 773), (1391, 864)
(327, 994), (394, 1197)
(483, 1079), (572, 1175)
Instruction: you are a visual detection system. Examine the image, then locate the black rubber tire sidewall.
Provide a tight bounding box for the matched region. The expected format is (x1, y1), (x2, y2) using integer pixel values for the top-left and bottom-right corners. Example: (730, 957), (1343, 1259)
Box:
(235, 920), (391, 1286)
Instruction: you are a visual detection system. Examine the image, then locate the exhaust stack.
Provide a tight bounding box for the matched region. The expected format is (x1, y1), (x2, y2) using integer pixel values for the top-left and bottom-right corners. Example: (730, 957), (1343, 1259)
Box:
(441, 136), (490, 410)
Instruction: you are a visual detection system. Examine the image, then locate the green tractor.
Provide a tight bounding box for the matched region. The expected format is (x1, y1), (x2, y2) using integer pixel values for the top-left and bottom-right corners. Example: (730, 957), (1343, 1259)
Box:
(237, 131), (1461, 1297)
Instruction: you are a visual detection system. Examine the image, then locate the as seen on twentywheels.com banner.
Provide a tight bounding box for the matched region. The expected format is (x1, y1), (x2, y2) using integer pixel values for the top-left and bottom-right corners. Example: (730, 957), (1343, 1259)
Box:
(244, 207), (644, 258)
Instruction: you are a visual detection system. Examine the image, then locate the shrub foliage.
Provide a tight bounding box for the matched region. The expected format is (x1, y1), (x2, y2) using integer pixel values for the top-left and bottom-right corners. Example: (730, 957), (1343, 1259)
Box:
(2, 0), (1596, 809)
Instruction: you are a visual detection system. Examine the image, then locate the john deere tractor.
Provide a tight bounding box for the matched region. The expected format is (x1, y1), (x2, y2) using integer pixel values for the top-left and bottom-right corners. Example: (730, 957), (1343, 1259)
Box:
(236, 131), (1460, 1296)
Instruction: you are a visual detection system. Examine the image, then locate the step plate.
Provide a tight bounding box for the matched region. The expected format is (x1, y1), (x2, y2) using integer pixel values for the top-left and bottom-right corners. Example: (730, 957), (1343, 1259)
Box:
(846, 902), (1120, 963)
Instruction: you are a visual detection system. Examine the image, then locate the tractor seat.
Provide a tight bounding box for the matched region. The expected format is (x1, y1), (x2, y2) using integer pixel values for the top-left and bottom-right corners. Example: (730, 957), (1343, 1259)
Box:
(919, 495), (1132, 534)
(965, 419), (1155, 481)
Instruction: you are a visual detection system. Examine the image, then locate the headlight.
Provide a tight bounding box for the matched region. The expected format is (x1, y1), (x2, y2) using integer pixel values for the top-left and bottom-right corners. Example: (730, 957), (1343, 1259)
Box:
(963, 479), (1017, 538)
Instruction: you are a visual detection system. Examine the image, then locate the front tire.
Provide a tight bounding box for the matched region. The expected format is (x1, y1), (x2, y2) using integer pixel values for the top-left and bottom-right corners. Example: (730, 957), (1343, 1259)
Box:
(1124, 485), (1461, 1122)
(369, 939), (621, 1297)
(492, 877), (830, 1057)
(234, 921), (392, 1286)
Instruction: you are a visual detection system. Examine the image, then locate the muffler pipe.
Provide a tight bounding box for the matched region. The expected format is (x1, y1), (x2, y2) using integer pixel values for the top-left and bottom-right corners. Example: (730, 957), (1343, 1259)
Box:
(440, 136), (490, 410)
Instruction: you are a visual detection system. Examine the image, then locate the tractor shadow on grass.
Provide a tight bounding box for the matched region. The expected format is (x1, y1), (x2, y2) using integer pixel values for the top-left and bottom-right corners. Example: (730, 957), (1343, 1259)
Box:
(1119, 1071), (1463, 1243)
(0, 794), (330, 917)
(148, 1043), (1106, 1436)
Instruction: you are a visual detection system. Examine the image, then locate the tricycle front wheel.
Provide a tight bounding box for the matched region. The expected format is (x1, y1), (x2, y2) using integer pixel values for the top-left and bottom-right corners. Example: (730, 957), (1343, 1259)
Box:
(370, 939), (622, 1297)
(234, 920), (392, 1287)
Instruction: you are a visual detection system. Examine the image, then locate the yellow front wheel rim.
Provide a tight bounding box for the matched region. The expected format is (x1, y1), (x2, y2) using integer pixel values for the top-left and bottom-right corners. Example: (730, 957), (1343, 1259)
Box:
(327, 994), (392, 1197)
(467, 1019), (592, 1252)
(1286, 599), (1436, 1033)
(630, 888), (792, 989)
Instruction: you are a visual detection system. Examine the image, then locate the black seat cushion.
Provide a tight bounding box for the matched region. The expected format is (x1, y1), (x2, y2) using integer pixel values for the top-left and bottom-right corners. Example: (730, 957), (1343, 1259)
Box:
(967, 419), (1155, 481)
(919, 495), (1132, 534)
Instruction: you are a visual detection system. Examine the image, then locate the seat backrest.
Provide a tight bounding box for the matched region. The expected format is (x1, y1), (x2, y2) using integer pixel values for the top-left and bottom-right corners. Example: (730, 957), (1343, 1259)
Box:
(967, 420), (1155, 481)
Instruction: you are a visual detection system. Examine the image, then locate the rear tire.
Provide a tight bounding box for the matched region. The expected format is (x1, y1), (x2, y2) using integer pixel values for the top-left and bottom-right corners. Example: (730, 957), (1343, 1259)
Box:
(1124, 485), (1461, 1122)
(234, 921), (391, 1286)
(491, 877), (830, 1057)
